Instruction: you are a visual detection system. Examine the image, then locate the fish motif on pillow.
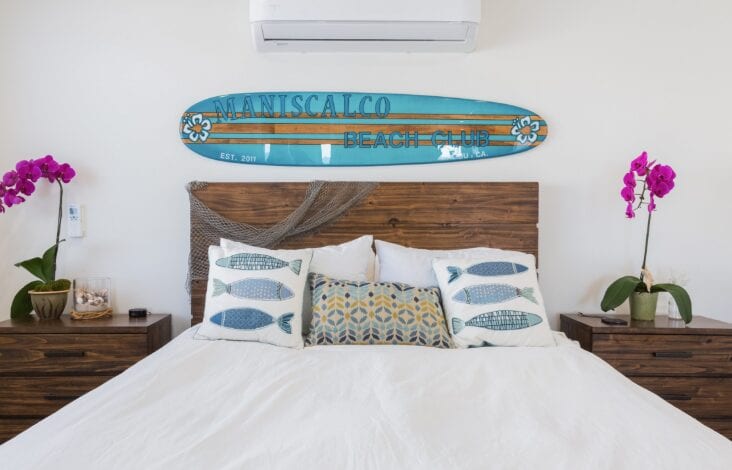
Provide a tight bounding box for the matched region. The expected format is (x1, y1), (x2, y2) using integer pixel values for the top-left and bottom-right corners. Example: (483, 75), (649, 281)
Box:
(453, 284), (537, 305)
(451, 310), (542, 333)
(212, 278), (294, 301)
(210, 308), (294, 334)
(447, 261), (528, 283)
(216, 253), (302, 275)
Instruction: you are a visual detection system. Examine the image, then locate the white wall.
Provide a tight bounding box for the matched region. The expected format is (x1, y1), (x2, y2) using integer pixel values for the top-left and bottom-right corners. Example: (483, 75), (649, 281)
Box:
(1, 0), (731, 334)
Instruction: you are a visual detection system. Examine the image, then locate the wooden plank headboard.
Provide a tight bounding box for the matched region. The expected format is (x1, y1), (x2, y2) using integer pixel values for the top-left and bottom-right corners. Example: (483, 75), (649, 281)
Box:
(189, 182), (538, 325)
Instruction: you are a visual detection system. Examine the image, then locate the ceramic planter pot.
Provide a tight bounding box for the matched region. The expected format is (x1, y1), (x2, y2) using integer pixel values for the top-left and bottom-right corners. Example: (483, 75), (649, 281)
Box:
(29, 290), (70, 320)
(629, 291), (658, 321)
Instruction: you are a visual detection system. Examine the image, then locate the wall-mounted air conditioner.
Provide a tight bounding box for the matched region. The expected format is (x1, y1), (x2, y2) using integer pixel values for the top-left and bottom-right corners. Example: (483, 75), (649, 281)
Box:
(250, 0), (481, 53)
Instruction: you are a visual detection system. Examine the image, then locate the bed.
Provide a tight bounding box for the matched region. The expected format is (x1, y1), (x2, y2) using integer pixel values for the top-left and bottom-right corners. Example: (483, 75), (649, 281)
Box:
(1, 182), (730, 469)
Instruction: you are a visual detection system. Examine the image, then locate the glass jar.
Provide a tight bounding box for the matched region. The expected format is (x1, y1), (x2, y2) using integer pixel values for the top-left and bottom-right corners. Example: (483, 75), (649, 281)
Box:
(73, 277), (112, 312)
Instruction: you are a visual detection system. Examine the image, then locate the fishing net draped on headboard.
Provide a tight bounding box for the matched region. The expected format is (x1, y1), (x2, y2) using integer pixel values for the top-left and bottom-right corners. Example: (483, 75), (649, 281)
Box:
(186, 180), (378, 291)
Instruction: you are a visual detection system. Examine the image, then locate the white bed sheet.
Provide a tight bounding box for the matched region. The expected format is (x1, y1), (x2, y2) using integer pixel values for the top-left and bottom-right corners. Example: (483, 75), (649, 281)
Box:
(1, 329), (730, 469)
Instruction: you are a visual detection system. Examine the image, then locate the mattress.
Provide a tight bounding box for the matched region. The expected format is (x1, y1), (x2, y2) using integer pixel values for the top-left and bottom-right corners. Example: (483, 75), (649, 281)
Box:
(1, 329), (730, 469)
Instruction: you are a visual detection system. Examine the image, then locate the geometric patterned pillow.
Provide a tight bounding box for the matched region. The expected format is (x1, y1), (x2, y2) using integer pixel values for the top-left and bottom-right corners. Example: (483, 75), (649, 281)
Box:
(305, 273), (453, 348)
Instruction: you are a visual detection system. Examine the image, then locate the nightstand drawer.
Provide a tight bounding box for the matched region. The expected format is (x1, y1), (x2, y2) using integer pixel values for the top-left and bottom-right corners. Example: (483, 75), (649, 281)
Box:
(0, 334), (147, 376)
(0, 376), (110, 417)
(592, 334), (732, 376)
(633, 377), (732, 418)
(0, 314), (171, 443)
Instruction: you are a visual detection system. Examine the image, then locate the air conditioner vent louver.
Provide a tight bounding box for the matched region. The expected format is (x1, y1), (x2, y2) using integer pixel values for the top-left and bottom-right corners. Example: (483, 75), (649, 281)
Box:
(250, 0), (480, 53)
(261, 22), (470, 42)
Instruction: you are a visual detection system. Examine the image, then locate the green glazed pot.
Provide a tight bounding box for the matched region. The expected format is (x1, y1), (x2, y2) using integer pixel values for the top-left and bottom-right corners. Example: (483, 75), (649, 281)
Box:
(29, 290), (69, 320)
(629, 291), (659, 321)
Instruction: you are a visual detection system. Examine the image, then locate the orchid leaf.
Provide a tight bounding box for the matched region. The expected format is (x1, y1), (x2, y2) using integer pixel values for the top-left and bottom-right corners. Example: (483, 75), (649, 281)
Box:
(601, 276), (642, 312)
(14, 257), (49, 283)
(41, 242), (63, 282)
(652, 283), (692, 324)
(10, 280), (44, 319)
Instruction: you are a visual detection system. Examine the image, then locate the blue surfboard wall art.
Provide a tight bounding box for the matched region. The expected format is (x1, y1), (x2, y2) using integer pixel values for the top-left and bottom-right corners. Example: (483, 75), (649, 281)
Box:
(179, 92), (547, 166)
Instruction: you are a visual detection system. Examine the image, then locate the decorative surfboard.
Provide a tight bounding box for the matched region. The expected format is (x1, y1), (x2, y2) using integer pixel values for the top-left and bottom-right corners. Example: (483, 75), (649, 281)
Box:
(179, 92), (547, 166)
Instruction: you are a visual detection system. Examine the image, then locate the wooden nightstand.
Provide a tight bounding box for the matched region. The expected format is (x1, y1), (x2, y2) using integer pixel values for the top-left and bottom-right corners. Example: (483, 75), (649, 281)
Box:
(560, 313), (732, 439)
(0, 314), (171, 443)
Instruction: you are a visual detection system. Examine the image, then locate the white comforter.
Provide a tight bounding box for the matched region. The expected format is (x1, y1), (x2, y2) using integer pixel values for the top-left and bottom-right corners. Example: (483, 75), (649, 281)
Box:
(2, 329), (730, 469)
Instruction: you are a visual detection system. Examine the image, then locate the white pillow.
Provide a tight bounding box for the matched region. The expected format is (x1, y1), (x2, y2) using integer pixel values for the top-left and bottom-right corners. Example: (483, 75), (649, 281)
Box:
(196, 243), (313, 348)
(433, 252), (554, 347)
(221, 235), (375, 281)
(375, 239), (504, 287)
(221, 236), (376, 332)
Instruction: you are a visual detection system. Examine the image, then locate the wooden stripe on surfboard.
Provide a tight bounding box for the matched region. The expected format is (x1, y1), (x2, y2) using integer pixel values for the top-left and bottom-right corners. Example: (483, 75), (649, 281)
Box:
(194, 112), (543, 121)
(181, 138), (542, 147)
(205, 123), (547, 136)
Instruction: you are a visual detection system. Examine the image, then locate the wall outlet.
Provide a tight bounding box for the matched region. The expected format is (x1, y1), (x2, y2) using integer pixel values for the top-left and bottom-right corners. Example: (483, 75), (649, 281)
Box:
(67, 203), (83, 237)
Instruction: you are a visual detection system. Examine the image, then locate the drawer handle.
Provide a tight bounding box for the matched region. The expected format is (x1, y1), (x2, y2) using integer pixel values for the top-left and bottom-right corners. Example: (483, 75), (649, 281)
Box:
(659, 393), (692, 401)
(43, 350), (86, 358)
(653, 351), (693, 358)
(43, 394), (80, 401)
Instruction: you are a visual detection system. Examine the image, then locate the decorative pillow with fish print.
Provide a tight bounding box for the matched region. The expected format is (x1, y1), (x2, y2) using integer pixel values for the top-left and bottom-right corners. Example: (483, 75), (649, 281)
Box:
(196, 243), (313, 348)
(221, 235), (377, 334)
(305, 273), (453, 348)
(375, 239), (504, 287)
(432, 253), (554, 347)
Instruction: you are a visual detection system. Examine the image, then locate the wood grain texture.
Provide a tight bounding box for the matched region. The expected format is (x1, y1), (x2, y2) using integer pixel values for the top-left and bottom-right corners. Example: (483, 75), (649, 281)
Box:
(210, 123), (548, 135)
(0, 334), (148, 376)
(592, 334), (732, 377)
(559, 316), (593, 350)
(0, 314), (172, 334)
(559, 313), (732, 440)
(189, 182), (539, 325)
(631, 377), (732, 418)
(591, 333), (732, 353)
(0, 418), (42, 442)
(0, 376), (110, 417)
(147, 316), (172, 353)
(194, 138), (537, 147)
(199, 112), (543, 121)
(560, 313), (732, 335)
(597, 354), (732, 377)
(699, 418), (732, 440)
(193, 182), (538, 224)
(0, 314), (172, 442)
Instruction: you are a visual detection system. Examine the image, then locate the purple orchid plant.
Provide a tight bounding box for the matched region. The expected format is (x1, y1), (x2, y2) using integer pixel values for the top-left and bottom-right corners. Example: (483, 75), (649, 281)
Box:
(1, 155), (77, 318)
(601, 151), (692, 322)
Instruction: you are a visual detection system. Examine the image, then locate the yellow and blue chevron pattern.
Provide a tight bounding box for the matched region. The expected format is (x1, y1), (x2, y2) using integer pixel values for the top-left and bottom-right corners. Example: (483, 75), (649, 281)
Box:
(305, 274), (453, 348)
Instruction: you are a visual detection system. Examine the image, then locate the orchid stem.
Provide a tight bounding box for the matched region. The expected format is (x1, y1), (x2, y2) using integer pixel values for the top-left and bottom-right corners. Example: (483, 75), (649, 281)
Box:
(53, 180), (63, 281)
(640, 209), (652, 280)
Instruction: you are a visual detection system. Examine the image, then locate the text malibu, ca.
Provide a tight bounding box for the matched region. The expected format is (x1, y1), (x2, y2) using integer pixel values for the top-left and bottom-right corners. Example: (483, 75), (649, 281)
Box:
(212, 93), (490, 148)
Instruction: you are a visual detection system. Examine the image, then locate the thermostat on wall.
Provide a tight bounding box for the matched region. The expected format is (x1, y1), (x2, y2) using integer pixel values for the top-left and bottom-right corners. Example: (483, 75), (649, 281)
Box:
(67, 204), (83, 238)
